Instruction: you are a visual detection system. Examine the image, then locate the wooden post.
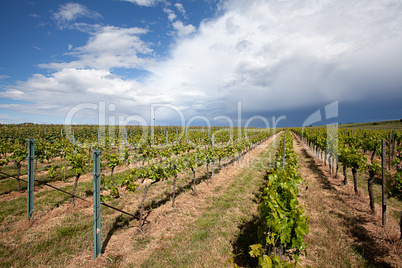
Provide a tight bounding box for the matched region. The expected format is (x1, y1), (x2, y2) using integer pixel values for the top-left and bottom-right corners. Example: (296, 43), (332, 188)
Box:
(392, 130), (395, 163)
(381, 139), (387, 226)
(388, 132), (391, 170)
(332, 133), (335, 173)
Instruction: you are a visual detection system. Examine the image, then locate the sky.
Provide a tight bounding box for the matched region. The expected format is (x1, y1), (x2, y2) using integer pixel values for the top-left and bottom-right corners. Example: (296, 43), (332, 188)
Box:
(0, 0), (401, 127)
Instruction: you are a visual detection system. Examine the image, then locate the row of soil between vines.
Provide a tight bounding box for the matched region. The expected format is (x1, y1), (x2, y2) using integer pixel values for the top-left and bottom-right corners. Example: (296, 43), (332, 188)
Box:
(1, 131), (401, 267)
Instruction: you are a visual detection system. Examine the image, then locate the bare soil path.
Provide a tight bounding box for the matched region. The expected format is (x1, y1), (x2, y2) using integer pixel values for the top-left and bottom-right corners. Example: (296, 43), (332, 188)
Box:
(293, 134), (401, 268)
(74, 134), (279, 267)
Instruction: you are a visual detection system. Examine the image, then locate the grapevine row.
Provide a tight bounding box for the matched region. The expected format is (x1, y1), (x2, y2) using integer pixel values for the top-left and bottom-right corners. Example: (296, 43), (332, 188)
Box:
(293, 127), (402, 239)
(0, 125), (271, 192)
(249, 131), (309, 267)
(102, 131), (274, 230)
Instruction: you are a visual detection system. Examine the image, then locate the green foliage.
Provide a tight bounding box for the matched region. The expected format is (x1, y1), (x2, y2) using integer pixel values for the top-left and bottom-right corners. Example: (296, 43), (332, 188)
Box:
(361, 132), (381, 153)
(249, 243), (264, 258)
(10, 142), (27, 165)
(367, 162), (381, 174)
(138, 145), (157, 161)
(166, 158), (184, 176)
(66, 151), (87, 177)
(385, 171), (402, 201)
(106, 153), (122, 171)
(339, 146), (366, 170)
(296, 127), (402, 214)
(385, 136), (402, 200)
(0, 158), (9, 166)
(249, 244), (303, 268)
(48, 164), (57, 181)
(250, 132), (308, 267)
(204, 147), (216, 164)
(100, 129), (273, 200)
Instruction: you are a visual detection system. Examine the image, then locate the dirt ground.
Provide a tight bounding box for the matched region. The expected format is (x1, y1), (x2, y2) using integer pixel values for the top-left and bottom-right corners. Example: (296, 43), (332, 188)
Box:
(72, 134), (279, 267)
(3, 132), (400, 268)
(293, 134), (402, 268)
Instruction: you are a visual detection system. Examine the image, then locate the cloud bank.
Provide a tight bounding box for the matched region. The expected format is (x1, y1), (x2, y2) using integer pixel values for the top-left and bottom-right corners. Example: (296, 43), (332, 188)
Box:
(1, 0), (402, 125)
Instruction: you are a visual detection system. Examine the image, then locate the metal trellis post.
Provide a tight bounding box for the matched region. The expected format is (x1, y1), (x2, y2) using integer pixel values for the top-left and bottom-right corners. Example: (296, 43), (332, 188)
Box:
(211, 134), (214, 179)
(93, 149), (101, 259)
(282, 132), (286, 168)
(27, 139), (35, 221)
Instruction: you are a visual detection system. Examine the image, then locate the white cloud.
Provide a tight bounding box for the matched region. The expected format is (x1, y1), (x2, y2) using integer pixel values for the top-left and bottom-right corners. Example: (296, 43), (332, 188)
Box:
(175, 3), (186, 16)
(2, 0), (402, 124)
(0, 68), (153, 120)
(0, 75), (10, 80)
(163, 8), (177, 22)
(67, 22), (103, 34)
(145, 0), (402, 117)
(172, 21), (196, 36)
(163, 7), (195, 37)
(0, 112), (24, 124)
(52, 2), (102, 28)
(39, 26), (153, 70)
(122, 0), (158, 7)
(29, 13), (40, 19)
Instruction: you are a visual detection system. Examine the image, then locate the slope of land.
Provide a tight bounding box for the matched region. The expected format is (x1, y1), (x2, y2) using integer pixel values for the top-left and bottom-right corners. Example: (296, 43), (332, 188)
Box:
(339, 119), (402, 130)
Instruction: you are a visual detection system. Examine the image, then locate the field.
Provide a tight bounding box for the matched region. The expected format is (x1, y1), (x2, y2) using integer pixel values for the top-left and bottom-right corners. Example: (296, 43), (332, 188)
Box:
(0, 125), (401, 267)
(340, 119), (402, 130)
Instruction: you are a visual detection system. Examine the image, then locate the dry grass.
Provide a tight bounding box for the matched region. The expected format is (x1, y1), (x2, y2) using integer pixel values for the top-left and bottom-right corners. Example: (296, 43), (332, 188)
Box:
(293, 135), (402, 268)
(0, 134), (280, 267)
(3, 132), (400, 267)
(133, 135), (280, 268)
(81, 134), (280, 268)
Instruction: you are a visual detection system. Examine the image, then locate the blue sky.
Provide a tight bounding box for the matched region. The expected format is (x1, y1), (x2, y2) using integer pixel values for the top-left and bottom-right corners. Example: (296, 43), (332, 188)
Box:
(0, 0), (401, 127)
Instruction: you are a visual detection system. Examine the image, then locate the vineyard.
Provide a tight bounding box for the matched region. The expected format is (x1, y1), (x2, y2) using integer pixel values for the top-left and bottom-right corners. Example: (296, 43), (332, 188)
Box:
(294, 127), (402, 220)
(0, 124), (401, 267)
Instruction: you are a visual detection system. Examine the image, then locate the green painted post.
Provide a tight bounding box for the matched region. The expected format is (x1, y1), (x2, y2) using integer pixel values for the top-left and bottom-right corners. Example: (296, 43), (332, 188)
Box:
(282, 132), (286, 168)
(125, 129), (128, 146)
(93, 149), (101, 259)
(27, 139), (35, 221)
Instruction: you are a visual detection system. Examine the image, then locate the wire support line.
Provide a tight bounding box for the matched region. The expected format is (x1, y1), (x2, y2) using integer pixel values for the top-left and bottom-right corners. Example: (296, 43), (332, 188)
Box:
(0, 171), (147, 222)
